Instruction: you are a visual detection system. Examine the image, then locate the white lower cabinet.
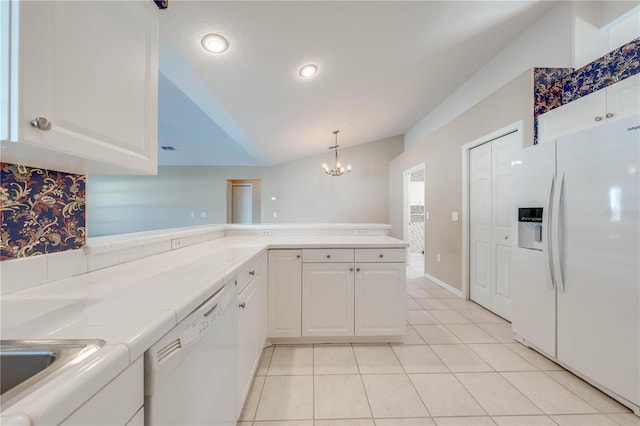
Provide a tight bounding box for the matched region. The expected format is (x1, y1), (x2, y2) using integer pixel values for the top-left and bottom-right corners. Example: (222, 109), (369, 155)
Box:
(237, 254), (268, 415)
(302, 263), (354, 336)
(267, 250), (302, 338)
(268, 248), (406, 341)
(62, 357), (143, 425)
(355, 263), (406, 336)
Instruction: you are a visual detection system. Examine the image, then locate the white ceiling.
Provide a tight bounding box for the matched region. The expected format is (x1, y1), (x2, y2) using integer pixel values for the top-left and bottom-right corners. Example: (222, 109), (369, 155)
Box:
(158, 1), (555, 166)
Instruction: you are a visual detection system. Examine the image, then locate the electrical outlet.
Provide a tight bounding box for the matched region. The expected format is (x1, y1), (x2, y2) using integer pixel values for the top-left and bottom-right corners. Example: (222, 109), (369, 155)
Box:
(354, 229), (366, 235)
(273, 212), (277, 218)
(425, 212), (430, 220)
(171, 238), (183, 250)
(436, 253), (441, 262)
(261, 230), (272, 236)
(201, 211), (207, 218)
(452, 212), (459, 221)
(190, 211), (195, 218)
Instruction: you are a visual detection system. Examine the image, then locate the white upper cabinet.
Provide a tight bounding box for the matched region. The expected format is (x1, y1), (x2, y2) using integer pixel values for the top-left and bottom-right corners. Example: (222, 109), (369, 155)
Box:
(1, 1), (158, 175)
(605, 73), (640, 124)
(537, 74), (640, 143)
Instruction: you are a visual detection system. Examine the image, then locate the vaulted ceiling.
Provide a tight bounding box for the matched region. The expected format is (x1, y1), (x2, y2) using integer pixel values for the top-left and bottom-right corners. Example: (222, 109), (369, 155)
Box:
(158, 1), (556, 166)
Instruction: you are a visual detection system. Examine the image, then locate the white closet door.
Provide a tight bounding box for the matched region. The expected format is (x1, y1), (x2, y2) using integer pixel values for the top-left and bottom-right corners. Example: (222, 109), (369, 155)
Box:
(470, 132), (515, 320)
(490, 133), (515, 320)
(469, 143), (492, 309)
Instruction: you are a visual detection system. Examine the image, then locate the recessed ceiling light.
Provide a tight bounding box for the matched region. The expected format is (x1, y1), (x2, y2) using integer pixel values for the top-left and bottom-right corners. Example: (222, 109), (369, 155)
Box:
(201, 33), (229, 54)
(298, 64), (318, 78)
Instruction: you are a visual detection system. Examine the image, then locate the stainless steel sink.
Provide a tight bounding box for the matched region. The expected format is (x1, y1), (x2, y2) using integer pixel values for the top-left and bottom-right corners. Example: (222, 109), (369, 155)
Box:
(0, 340), (105, 409)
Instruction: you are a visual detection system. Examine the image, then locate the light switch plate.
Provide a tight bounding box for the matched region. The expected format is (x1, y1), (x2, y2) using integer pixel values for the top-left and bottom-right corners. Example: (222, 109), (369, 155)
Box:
(452, 212), (459, 221)
(171, 238), (183, 249)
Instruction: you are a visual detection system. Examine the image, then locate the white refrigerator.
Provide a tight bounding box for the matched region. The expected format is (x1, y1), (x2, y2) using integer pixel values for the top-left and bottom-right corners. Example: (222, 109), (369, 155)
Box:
(511, 114), (639, 412)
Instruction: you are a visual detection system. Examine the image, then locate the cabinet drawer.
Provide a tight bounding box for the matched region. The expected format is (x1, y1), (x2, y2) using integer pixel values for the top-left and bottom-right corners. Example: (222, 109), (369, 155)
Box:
(303, 249), (354, 263)
(237, 252), (267, 292)
(355, 248), (405, 263)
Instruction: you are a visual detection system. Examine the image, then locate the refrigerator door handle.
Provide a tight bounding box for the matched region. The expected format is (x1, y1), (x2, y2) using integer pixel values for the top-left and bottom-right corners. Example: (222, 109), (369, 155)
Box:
(545, 174), (556, 289)
(552, 172), (565, 293)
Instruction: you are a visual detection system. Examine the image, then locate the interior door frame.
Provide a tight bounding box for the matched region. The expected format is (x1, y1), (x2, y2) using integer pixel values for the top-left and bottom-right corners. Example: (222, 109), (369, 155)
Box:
(403, 162), (426, 264)
(232, 183), (253, 224)
(461, 120), (523, 301)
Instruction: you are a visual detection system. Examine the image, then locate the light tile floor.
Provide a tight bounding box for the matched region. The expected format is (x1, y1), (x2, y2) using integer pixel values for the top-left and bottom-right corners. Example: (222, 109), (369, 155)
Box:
(238, 268), (638, 426)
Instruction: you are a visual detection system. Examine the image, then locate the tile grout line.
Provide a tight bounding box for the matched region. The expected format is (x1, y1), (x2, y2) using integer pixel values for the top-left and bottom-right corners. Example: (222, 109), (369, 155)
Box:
(251, 345), (275, 423)
(388, 341), (434, 419)
(540, 370), (625, 415)
(312, 344), (315, 421)
(351, 343), (376, 423)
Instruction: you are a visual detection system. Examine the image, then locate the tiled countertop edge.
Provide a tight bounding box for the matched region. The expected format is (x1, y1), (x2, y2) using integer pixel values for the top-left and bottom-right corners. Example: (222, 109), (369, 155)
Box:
(0, 224), (393, 295)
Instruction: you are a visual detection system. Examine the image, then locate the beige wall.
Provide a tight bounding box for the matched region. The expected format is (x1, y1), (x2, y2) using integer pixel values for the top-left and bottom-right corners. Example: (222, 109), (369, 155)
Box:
(88, 136), (403, 236)
(388, 70), (534, 291)
(262, 137), (403, 223)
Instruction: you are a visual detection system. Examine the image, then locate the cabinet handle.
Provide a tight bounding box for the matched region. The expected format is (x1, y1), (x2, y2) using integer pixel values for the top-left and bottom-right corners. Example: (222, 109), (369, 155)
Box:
(296, 254), (300, 259)
(606, 113), (614, 118)
(249, 270), (255, 276)
(356, 268), (361, 272)
(349, 267), (354, 272)
(594, 116), (603, 122)
(239, 302), (246, 309)
(326, 254), (331, 259)
(234, 280), (238, 286)
(504, 235), (509, 240)
(30, 117), (52, 131)
(379, 254), (384, 258)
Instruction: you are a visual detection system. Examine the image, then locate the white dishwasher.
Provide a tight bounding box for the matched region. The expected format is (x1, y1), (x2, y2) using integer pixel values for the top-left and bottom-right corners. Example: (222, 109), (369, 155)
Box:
(144, 279), (237, 426)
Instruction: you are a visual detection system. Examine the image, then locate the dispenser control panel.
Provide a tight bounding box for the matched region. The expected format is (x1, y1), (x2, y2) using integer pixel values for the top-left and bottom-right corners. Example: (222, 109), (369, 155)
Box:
(518, 207), (543, 251)
(518, 208), (543, 223)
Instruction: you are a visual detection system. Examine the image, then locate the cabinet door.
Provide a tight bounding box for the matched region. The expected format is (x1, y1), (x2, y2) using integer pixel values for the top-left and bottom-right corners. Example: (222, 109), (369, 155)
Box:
(237, 278), (259, 411)
(355, 263), (406, 336)
(537, 89), (606, 143)
(256, 254), (268, 349)
(302, 263), (354, 337)
(10, 1), (158, 174)
(62, 357), (143, 425)
(267, 250), (302, 338)
(605, 73), (640, 123)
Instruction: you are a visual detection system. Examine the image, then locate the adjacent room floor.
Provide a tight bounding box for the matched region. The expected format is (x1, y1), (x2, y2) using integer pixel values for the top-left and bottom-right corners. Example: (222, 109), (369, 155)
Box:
(238, 268), (638, 426)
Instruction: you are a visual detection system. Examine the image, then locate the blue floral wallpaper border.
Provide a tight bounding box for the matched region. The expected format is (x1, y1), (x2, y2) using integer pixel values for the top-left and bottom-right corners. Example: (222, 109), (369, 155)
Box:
(533, 67), (574, 143)
(1, 163), (86, 261)
(563, 38), (640, 104)
(534, 37), (640, 144)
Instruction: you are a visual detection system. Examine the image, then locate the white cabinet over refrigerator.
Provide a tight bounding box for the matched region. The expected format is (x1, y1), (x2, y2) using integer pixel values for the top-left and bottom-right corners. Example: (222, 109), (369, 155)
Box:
(511, 113), (640, 414)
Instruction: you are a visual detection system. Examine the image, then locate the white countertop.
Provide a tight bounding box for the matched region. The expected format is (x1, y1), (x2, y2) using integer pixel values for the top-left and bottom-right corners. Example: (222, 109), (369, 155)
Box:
(1, 234), (406, 424)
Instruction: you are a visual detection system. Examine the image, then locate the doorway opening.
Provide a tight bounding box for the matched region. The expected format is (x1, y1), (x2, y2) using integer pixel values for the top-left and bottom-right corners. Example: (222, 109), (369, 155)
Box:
(226, 179), (262, 224)
(403, 163), (425, 276)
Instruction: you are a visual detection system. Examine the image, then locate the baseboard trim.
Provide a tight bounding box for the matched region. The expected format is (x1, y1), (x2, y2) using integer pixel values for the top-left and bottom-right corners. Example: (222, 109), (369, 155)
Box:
(423, 272), (464, 299)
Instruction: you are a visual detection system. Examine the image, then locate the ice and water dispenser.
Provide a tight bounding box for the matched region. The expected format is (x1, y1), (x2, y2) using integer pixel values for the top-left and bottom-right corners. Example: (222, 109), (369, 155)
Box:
(518, 207), (543, 251)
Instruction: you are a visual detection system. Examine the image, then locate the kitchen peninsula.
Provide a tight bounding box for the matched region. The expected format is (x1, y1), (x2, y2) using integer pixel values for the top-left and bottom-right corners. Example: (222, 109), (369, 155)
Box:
(0, 224), (407, 425)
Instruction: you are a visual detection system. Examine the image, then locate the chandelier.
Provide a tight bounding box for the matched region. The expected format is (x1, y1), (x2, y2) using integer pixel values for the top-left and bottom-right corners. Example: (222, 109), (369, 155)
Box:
(322, 130), (351, 176)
